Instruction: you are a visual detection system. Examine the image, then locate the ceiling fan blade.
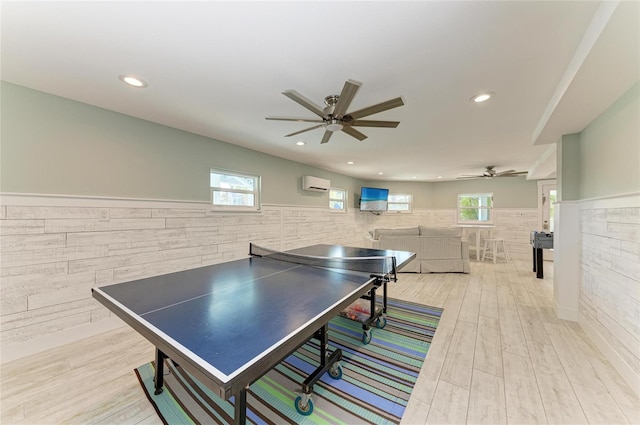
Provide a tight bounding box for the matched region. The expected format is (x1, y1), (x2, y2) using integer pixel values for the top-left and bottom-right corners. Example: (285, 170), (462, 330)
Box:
(496, 169), (516, 176)
(282, 90), (326, 117)
(456, 176), (480, 180)
(350, 119), (400, 128)
(285, 124), (324, 137)
(342, 126), (368, 141)
(332, 79), (361, 118)
(348, 97), (404, 119)
(266, 116), (324, 123)
(320, 130), (333, 144)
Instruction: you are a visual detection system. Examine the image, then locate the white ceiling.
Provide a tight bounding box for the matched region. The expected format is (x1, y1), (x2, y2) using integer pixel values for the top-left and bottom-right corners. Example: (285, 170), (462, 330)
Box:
(2, 1), (638, 182)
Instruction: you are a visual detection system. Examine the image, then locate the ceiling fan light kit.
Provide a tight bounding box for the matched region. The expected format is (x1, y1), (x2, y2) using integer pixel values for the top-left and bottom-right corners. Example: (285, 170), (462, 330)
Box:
(266, 79), (404, 144)
(325, 119), (343, 132)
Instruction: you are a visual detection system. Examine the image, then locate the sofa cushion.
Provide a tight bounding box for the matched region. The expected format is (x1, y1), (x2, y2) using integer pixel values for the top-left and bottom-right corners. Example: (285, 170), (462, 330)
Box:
(419, 226), (462, 238)
(373, 227), (419, 240)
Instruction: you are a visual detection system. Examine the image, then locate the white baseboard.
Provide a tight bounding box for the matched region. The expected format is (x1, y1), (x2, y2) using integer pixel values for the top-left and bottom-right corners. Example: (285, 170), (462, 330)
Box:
(580, 318), (640, 399)
(0, 317), (125, 364)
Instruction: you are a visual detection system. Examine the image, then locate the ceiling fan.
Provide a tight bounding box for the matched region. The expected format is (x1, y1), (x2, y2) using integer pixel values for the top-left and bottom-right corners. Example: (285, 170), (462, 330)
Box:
(457, 166), (528, 180)
(266, 79), (404, 144)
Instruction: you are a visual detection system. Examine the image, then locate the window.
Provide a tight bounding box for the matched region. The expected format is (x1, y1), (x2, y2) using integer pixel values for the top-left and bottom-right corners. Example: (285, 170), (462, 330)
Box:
(458, 193), (493, 223)
(210, 169), (260, 211)
(329, 188), (347, 212)
(387, 193), (412, 213)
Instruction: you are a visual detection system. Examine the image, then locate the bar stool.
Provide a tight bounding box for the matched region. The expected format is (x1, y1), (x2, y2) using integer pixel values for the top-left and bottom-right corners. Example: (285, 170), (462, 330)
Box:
(482, 237), (510, 263)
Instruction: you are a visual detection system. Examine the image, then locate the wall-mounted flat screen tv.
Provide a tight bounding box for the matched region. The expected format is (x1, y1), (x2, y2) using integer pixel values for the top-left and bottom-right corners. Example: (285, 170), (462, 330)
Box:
(360, 187), (389, 211)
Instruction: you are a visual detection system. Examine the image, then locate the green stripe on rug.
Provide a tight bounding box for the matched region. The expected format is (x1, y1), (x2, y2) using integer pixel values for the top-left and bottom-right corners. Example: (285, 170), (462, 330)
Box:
(135, 298), (442, 425)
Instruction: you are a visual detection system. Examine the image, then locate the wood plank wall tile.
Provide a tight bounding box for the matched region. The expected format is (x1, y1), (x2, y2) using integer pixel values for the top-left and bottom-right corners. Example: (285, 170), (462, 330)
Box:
(0, 199), (365, 346)
(579, 204), (640, 390)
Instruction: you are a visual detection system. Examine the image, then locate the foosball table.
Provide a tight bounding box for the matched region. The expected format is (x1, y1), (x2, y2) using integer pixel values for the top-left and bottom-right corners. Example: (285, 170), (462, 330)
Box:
(530, 231), (553, 279)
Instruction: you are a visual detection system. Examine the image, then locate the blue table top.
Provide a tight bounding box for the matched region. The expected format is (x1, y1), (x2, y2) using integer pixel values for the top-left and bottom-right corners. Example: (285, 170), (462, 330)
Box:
(92, 244), (414, 394)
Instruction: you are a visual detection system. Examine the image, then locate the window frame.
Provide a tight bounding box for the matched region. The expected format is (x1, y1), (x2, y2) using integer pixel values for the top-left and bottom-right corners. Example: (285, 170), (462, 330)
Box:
(457, 192), (494, 224)
(329, 187), (348, 213)
(210, 168), (261, 212)
(387, 192), (413, 214)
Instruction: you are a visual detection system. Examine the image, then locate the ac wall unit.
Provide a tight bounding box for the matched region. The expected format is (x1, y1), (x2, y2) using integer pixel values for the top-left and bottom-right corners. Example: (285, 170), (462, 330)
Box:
(302, 176), (330, 192)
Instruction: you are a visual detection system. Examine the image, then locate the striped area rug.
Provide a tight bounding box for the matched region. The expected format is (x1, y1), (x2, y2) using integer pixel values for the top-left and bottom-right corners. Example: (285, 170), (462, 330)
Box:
(135, 298), (442, 424)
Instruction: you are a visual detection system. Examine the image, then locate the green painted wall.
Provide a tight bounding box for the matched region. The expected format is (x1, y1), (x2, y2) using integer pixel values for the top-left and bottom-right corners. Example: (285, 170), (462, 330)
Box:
(0, 82), (361, 206)
(362, 176), (537, 209)
(557, 133), (581, 201)
(578, 81), (640, 199)
(2, 82), (539, 209)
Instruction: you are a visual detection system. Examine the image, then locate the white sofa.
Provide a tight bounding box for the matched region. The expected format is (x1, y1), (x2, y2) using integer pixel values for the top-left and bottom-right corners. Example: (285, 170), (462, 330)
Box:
(369, 226), (471, 273)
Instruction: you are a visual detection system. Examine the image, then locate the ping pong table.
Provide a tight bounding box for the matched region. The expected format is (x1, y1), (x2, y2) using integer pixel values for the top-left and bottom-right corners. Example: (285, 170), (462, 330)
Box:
(92, 243), (415, 424)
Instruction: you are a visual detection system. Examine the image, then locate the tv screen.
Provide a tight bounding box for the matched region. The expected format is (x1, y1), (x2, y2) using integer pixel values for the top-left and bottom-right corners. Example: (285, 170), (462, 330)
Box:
(360, 187), (389, 211)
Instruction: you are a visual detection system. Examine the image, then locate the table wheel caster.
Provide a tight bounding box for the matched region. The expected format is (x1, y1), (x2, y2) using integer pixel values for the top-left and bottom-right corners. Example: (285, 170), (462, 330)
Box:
(376, 316), (387, 329)
(294, 394), (314, 416)
(362, 329), (372, 344)
(328, 364), (343, 380)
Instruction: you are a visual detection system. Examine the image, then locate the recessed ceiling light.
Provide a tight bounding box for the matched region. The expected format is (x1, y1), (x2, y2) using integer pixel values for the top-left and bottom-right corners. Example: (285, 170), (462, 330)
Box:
(347, 161), (355, 165)
(471, 92), (493, 103)
(378, 172), (384, 175)
(411, 176), (417, 179)
(296, 141), (306, 146)
(119, 75), (147, 88)
(437, 175), (443, 179)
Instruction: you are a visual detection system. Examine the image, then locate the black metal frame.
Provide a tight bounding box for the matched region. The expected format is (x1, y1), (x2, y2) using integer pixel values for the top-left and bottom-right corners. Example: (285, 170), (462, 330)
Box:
(354, 256), (397, 339)
(533, 247), (544, 278)
(152, 322), (343, 425)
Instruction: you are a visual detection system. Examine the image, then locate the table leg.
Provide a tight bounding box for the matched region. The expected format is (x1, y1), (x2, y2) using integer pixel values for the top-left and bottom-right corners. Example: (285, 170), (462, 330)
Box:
(303, 325), (342, 390)
(234, 388), (247, 425)
(382, 278), (388, 315)
(475, 229), (481, 260)
(536, 248), (544, 279)
(154, 348), (167, 395)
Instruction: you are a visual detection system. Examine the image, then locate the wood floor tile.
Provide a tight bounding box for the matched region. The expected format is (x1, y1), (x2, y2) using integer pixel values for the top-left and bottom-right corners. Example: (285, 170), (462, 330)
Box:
(426, 381), (469, 425)
(543, 322), (607, 391)
(517, 304), (549, 344)
(526, 340), (588, 425)
(479, 288), (499, 319)
(467, 368), (507, 425)
(458, 291), (481, 324)
(572, 382), (630, 424)
(400, 397), (430, 425)
(498, 305), (529, 357)
(502, 351), (547, 425)
(440, 321), (477, 390)
(586, 356), (640, 424)
(474, 316), (503, 377)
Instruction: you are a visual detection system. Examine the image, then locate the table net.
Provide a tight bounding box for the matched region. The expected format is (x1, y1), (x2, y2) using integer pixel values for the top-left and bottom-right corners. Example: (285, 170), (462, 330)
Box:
(249, 244), (395, 275)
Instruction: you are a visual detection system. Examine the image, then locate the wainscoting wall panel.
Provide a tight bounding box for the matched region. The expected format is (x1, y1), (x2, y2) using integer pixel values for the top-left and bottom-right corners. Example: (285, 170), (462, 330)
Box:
(0, 195), (365, 355)
(0, 195), (537, 361)
(578, 194), (640, 394)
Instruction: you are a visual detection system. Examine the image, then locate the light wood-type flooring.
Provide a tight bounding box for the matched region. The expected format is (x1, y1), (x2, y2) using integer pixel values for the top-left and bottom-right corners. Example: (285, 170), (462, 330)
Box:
(2, 259), (639, 424)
